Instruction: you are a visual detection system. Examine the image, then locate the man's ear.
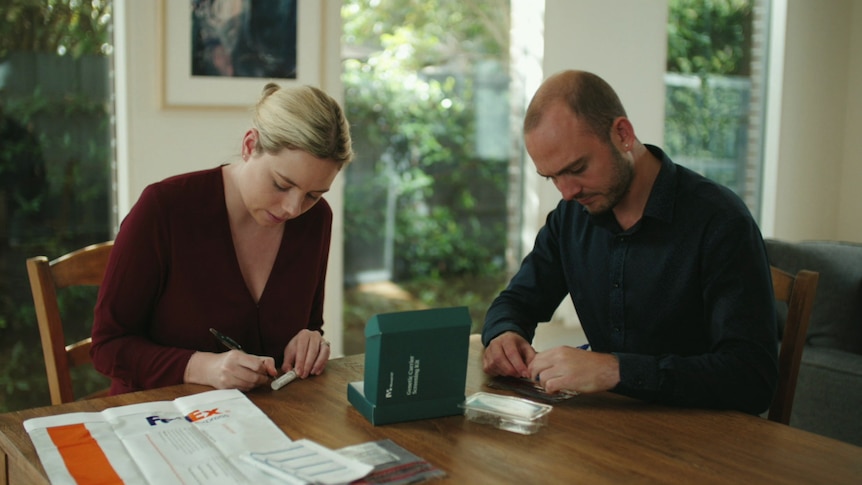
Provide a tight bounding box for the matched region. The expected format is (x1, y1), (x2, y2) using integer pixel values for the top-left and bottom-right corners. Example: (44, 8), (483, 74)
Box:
(612, 117), (634, 149)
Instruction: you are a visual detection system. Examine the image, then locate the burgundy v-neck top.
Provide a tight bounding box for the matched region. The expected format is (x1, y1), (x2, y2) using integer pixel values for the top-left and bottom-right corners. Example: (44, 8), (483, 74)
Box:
(91, 167), (331, 394)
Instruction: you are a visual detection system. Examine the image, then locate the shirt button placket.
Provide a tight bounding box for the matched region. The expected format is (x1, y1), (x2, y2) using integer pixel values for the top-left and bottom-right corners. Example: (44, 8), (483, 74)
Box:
(609, 235), (627, 347)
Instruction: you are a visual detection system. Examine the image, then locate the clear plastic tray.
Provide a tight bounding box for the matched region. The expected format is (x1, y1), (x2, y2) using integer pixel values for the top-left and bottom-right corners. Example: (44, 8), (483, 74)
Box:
(461, 392), (552, 435)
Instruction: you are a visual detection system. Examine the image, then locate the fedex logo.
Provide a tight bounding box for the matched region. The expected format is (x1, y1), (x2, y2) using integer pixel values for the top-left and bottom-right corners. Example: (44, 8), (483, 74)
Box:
(146, 408), (222, 426)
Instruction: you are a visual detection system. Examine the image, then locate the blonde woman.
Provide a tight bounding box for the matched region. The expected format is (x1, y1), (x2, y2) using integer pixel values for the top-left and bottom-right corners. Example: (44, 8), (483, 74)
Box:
(92, 84), (352, 394)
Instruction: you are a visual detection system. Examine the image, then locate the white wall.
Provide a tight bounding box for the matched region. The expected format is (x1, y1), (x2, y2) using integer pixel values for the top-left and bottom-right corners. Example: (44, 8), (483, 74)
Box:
(838, 0), (862, 242)
(116, 0), (348, 355)
(765, 0), (861, 243)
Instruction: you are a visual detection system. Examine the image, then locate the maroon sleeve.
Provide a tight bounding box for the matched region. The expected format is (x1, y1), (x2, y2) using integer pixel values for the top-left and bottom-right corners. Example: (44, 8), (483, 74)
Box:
(309, 203), (331, 335)
(91, 184), (195, 394)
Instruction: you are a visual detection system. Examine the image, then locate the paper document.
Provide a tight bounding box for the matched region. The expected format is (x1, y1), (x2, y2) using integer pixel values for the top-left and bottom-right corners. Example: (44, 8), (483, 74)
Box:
(24, 389), (305, 485)
(242, 439), (373, 484)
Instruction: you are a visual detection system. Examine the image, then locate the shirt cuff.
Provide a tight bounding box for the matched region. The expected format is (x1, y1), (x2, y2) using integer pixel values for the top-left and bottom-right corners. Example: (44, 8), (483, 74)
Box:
(481, 322), (532, 347)
(613, 352), (661, 397)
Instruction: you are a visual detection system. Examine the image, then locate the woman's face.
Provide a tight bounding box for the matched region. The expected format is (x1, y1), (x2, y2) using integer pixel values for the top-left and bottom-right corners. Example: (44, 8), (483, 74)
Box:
(238, 130), (340, 226)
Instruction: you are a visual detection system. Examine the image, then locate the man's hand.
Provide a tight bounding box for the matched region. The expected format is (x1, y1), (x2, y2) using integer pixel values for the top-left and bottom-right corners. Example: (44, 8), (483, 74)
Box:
(482, 331), (537, 379)
(528, 346), (620, 394)
(282, 329), (330, 378)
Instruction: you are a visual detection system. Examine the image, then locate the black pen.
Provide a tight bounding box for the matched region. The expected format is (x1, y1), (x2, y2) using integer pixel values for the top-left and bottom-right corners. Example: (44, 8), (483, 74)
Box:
(209, 327), (243, 351)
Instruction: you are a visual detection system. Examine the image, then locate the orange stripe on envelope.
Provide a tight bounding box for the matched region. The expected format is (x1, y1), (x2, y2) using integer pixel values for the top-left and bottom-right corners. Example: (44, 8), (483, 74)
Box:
(47, 423), (124, 484)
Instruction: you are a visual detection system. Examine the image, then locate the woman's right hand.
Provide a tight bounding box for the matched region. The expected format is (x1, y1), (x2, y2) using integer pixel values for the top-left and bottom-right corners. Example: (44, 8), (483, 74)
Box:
(184, 350), (277, 391)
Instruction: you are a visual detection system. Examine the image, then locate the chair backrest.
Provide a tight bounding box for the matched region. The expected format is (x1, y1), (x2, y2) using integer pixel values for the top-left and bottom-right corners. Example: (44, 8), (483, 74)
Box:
(768, 265), (819, 424)
(26, 241), (114, 405)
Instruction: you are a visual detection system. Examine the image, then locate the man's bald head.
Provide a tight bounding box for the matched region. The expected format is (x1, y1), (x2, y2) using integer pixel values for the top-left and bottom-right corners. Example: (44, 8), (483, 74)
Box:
(524, 70), (627, 145)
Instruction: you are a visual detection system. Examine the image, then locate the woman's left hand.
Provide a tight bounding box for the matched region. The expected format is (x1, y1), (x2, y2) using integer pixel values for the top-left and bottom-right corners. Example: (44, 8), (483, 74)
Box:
(282, 329), (330, 378)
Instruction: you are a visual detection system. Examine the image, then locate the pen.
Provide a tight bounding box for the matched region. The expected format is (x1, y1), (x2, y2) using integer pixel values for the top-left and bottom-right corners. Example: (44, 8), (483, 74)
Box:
(209, 327), (298, 390)
(577, 343), (590, 350)
(209, 327), (243, 351)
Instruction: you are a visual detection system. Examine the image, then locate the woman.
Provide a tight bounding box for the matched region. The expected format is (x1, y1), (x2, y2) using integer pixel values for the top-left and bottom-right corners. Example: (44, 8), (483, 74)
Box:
(91, 83), (353, 394)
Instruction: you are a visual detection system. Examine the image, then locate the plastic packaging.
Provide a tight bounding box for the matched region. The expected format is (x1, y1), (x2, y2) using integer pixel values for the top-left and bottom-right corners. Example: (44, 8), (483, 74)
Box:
(461, 392), (552, 435)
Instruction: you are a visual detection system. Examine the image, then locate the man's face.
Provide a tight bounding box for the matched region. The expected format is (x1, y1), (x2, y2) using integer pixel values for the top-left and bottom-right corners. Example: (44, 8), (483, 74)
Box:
(525, 102), (633, 215)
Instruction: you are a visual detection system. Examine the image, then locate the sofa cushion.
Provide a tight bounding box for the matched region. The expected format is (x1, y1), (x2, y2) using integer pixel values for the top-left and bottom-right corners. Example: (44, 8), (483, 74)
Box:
(764, 239), (862, 355)
(793, 347), (862, 446)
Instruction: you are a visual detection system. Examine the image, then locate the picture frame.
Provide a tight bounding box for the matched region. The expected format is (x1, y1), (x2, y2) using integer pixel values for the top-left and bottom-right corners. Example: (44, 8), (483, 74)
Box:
(160, 0), (322, 109)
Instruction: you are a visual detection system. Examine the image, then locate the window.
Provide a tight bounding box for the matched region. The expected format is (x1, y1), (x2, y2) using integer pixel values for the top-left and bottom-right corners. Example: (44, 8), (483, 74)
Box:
(664, 0), (770, 217)
(341, 0), (516, 354)
(0, 0), (114, 412)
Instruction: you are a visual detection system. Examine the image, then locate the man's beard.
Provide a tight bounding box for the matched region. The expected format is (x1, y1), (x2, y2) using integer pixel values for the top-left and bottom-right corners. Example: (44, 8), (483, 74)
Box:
(583, 145), (634, 215)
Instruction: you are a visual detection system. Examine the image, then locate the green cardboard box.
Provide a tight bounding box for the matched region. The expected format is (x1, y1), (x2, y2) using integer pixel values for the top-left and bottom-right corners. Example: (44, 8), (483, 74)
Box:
(347, 306), (472, 425)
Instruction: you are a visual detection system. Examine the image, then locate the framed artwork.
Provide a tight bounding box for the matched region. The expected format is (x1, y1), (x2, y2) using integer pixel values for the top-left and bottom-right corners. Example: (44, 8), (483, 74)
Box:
(161, 0), (322, 108)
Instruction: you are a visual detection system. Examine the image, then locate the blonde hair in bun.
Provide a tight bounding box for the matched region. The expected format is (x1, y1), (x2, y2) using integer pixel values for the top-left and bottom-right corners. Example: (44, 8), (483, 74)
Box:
(252, 83), (353, 165)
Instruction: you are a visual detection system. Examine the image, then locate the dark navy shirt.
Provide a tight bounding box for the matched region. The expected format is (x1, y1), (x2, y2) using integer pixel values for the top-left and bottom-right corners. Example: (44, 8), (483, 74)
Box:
(483, 145), (778, 413)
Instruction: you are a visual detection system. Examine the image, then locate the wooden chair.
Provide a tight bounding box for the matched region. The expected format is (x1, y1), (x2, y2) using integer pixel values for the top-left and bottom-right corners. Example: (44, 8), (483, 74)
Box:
(768, 265), (819, 425)
(26, 241), (114, 405)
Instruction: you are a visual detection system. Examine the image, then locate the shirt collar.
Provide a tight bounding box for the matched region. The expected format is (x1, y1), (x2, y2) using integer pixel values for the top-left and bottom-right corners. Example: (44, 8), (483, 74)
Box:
(642, 144), (676, 224)
(586, 144), (677, 229)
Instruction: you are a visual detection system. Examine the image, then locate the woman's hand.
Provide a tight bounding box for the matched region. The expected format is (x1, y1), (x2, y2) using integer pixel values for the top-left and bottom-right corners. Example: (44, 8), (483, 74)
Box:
(184, 350), (277, 391)
(282, 329), (330, 378)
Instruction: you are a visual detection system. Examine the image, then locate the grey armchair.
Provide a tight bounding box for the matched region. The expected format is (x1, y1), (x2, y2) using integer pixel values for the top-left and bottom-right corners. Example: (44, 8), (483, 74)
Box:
(764, 239), (862, 446)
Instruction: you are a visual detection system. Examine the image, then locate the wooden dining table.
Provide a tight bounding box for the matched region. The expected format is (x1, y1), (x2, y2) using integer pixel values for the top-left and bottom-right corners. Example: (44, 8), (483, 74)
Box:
(2, 336), (861, 484)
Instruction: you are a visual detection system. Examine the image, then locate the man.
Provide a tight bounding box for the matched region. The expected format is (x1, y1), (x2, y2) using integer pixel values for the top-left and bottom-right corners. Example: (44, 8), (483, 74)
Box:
(482, 70), (777, 414)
